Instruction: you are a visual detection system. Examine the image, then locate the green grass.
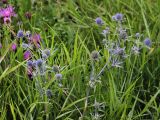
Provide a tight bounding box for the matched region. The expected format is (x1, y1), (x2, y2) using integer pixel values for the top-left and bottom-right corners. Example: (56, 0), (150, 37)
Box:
(0, 0), (160, 119)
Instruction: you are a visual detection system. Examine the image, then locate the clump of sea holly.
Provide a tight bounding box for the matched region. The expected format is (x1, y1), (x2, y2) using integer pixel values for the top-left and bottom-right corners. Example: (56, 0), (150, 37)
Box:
(91, 13), (154, 81)
(86, 13), (153, 119)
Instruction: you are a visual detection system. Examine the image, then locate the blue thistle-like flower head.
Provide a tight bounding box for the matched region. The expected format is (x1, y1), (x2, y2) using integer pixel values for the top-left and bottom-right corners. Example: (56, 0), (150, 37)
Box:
(144, 38), (151, 47)
(22, 43), (30, 49)
(112, 13), (123, 21)
(102, 27), (110, 36)
(112, 47), (125, 56)
(36, 59), (43, 67)
(52, 65), (59, 73)
(119, 29), (127, 40)
(46, 89), (53, 98)
(112, 15), (116, 21)
(95, 17), (104, 25)
(135, 33), (140, 38)
(91, 50), (99, 61)
(55, 73), (62, 80)
(42, 49), (50, 56)
(32, 60), (37, 68)
(42, 53), (48, 59)
(35, 59), (46, 75)
(17, 30), (24, 38)
(111, 59), (123, 68)
(27, 60), (33, 67)
(132, 46), (140, 55)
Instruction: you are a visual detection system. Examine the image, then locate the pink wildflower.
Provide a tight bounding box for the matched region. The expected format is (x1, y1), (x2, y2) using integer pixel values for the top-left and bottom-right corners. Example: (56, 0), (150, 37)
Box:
(0, 5), (16, 18)
(27, 67), (33, 80)
(3, 17), (11, 24)
(31, 34), (41, 48)
(11, 43), (17, 51)
(24, 50), (31, 60)
(0, 5), (16, 24)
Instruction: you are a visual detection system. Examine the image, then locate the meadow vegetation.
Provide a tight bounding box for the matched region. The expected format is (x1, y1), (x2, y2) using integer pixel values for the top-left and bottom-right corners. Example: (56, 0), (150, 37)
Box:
(0, 0), (160, 119)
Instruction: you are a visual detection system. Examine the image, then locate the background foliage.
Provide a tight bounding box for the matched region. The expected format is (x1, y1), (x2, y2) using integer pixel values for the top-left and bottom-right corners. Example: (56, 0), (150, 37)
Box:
(0, 0), (160, 119)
